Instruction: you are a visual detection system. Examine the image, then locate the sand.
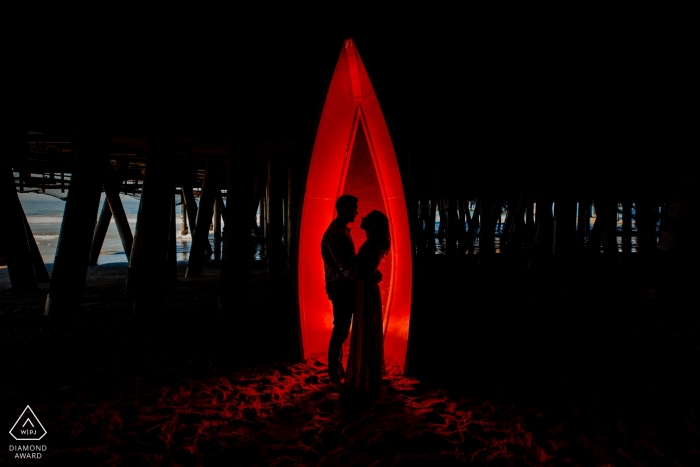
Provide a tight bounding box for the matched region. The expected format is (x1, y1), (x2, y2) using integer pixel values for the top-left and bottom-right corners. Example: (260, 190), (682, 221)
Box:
(1, 258), (699, 466)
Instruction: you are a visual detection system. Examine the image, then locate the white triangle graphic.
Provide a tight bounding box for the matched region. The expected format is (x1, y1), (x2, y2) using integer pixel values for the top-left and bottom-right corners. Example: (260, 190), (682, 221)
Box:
(9, 405), (47, 441)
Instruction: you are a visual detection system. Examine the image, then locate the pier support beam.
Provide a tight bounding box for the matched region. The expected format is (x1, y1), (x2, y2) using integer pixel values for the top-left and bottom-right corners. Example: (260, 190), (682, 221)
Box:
(457, 198), (470, 256)
(445, 195), (459, 256)
(266, 157), (285, 273)
(45, 132), (109, 315)
(127, 133), (176, 314)
(286, 166), (299, 270)
(525, 198), (535, 243)
(252, 176), (262, 235)
(182, 183), (198, 231)
(22, 210), (50, 283)
(466, 198), (480, 255)
(505, 195), (527, 257)
(105, 186), (133, 261)
(219, 141), (255, 318)
(586, 198), (619, 259)
(427, 197), (437, 253)
(577, 198), (590, 247)
(554, 197), (579, 257)
(217, 194), (226, 224)
(635, 199), (657, 256)
(182, 182), (213, 258)
(622, 201), (632, 254)
(417, 196), (429, 255)
(180, 193), (189, 235)
(88, 196), (112, 266)
(0, 166), (37, 291)
(186, 158), (219, 278)
(479, 194), (496, 257)
(529, 192), (554, 269)
(213, 195), (222, 260)
(166, 194), (178, 282)
(260, 195), (267, 240)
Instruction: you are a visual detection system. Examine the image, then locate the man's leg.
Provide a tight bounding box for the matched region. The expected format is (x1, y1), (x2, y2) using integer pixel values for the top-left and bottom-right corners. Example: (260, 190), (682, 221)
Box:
(327, 284), (354, 381)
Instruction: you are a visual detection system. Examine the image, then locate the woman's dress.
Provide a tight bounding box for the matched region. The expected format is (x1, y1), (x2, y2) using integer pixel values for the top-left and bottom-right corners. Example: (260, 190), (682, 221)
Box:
(345, 239), (385, 394)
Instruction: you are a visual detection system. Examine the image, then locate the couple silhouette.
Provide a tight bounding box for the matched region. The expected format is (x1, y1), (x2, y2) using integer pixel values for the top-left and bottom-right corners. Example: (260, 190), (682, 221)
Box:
(321, 194), (390, 395)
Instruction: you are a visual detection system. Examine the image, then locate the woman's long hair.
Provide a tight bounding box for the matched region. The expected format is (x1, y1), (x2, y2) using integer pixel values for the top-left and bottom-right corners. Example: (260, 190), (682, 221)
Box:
(365, 210), (390, 257)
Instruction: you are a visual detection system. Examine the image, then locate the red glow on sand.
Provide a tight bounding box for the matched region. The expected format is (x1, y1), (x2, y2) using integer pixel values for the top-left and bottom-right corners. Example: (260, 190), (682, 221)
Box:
(298, 39), (412, 372)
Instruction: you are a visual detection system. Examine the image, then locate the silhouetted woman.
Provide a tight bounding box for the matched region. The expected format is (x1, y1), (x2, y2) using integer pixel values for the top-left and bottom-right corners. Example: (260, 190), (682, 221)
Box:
(345, 210), (390, 395)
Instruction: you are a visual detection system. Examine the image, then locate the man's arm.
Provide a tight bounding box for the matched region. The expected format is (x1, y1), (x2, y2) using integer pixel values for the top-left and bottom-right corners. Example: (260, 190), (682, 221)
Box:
(329, 234), (356, 279)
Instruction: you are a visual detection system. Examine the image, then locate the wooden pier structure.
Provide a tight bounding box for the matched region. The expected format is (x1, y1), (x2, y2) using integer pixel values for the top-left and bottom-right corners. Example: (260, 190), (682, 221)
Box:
(2, 32), (697, 372)
(1, 128), (696, 371)
(0, 131), (305, 328)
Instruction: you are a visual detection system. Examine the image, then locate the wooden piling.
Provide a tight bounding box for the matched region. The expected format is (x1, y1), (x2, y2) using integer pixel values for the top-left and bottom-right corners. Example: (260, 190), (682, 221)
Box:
(166, 193), (178, 282)
(554, 197), (579, 256)
(417, 196), (429, 255)
(186, 158), (219, 278)
(635, 199), (657, 255)
(180, 193), (188, 235)
(458, 198), (470, 256)
(622, 201), (632, 254)
(586, 198), (619, 257)
(219, 140), (255, 318)
(466, 198), (480, 255)
(445, 195), (458, 255)
(525, 198), (535, 243)
(266, 157), (285, 273)
(21, 207), (51, 283)
(252, 176), (262, 235)
(182, 183), (198, 231)
(505, 195), (527, 257)
(182, 182), (213, 258)
(0, 166), (37, 291)
(530, 192), (554, 266)
(213, 195), (222, 260)
(45, 131), (109, 315)
(260, 195), (267, 241)
(437, 199), (447, 240)
(479, 195), (495, 256)
(105, 186), (133, 260)
(500, 197), (515, 252)
(427, 198), (436, 253)
(577, 199), (590, 247)
(88, 196), (112, 266)
(217, 194), (226, 224)
(127, 133), (176, 314)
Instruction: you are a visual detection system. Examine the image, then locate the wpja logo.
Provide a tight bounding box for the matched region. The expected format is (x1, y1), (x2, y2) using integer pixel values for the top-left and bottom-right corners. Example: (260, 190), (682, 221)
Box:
(8, 405), (47, 460)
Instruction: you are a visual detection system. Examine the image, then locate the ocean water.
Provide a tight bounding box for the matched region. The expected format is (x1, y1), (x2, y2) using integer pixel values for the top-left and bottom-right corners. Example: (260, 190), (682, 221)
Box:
(7, 195), (648, 269)
(427, 201), (644, 254)
(15, 193), (202, 267)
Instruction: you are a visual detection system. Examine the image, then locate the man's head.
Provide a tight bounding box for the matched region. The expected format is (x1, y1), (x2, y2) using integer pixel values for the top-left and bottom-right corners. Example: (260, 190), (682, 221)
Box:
(335, 194), (358, 224)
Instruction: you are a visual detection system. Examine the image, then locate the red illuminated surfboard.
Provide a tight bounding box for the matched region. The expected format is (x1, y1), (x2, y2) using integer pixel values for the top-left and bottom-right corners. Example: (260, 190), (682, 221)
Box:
(298, 39), (412, 373)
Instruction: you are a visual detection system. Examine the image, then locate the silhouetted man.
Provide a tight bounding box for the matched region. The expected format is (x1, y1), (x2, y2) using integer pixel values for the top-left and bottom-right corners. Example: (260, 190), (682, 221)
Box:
(321, 194), (358, 390)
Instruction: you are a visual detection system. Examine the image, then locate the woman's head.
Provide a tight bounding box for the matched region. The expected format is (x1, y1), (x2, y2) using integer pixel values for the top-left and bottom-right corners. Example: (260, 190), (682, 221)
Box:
(360, 210), (390, 256)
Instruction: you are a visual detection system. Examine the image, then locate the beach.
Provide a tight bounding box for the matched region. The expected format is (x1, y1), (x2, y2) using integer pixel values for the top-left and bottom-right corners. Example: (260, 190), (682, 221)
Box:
(11, 193), (194, 268)
(1, 256), (698, 465)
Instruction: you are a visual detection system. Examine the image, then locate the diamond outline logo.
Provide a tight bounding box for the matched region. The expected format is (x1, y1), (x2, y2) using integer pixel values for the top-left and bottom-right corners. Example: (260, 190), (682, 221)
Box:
(9, 405), (47, 441)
